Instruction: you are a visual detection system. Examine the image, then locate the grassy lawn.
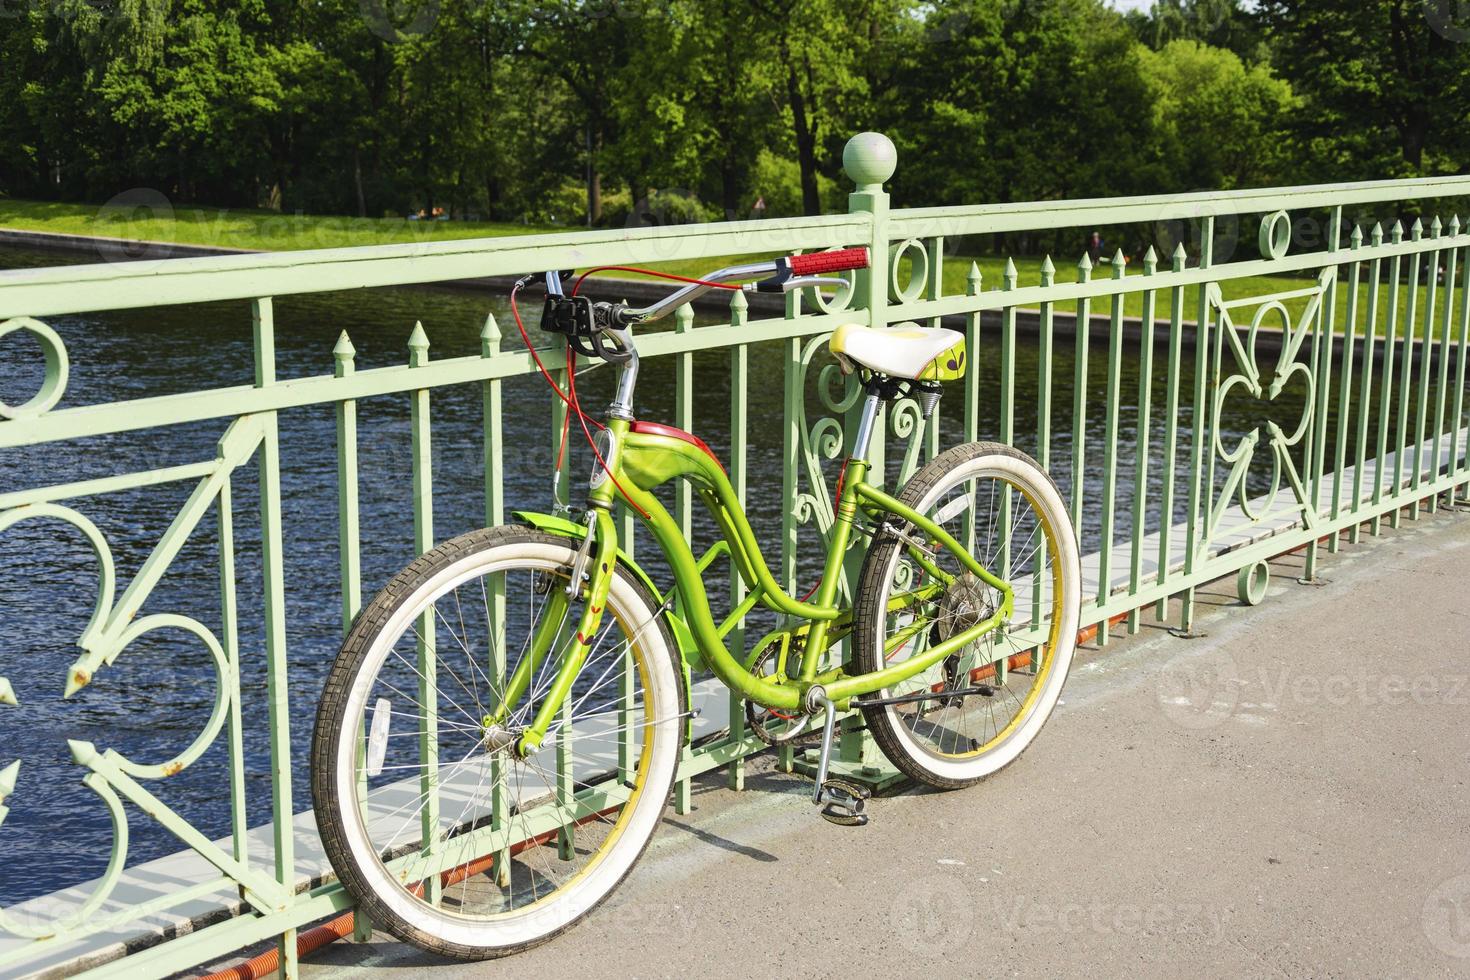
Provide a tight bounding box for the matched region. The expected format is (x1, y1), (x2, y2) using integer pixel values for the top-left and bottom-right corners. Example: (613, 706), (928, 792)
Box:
(940, 255), (1456, 343)
(2, 198), (1457, 341)
(0, 197), (551, 250)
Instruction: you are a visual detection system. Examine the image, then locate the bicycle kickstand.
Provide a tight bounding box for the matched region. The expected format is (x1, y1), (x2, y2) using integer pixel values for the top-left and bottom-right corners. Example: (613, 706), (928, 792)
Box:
(809, 690), (870, 827)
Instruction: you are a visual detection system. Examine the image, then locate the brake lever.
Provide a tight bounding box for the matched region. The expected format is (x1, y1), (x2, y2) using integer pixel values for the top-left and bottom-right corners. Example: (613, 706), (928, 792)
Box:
(777, 275), (850, 294)
(592, 327), (634, 364)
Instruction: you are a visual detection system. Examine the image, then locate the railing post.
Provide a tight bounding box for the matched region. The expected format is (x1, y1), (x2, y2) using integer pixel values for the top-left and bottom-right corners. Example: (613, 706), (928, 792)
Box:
(481, 314), (513, 888)
(727, 291), (750, 792)
(1332, 226), (1364, 548)
(839, 132), (896, 772)
(1304, 205), (1342, 577)
(1096, 250), (1126, 644)
(1181, 216), (1215, 633)
(843, 131), (895, 477)
(252, 297), (297, 979)
(332, 331), (373, 943)
(844, 132), (895, 333)
(406, 322), (442, 902)
(674, 302), (695, 816)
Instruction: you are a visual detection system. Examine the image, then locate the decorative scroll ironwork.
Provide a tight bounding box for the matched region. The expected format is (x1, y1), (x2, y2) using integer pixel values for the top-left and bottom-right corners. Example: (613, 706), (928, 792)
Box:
(790, 333), (860, 543)
(0, 416), (261, 946)
(889, 395), (927, 485)
(0, 317), (68, 420)
(1200, 268), (1333, 556)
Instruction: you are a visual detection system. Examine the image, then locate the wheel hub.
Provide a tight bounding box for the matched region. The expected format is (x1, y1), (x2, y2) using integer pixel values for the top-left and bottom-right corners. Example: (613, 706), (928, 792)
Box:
(481, 724), (521, 755)
(932, 573), (998, 644)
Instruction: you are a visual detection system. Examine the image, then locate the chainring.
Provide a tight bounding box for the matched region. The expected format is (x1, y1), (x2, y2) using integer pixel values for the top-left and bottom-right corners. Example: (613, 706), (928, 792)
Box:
(744, 639), (816, 746)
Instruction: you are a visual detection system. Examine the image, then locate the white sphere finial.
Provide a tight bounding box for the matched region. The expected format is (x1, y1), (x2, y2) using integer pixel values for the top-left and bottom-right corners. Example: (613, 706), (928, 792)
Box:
(843, 132), (897, 190)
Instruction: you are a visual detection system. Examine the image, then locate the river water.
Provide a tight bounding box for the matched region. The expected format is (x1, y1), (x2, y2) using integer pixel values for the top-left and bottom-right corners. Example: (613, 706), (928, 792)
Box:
(0, 244), (1335, 904)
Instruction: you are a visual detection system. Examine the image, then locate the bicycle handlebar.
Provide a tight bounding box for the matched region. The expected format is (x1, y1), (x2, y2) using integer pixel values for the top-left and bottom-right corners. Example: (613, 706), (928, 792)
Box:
(787, 247), (869, 276)
(537, 247), (869, 330)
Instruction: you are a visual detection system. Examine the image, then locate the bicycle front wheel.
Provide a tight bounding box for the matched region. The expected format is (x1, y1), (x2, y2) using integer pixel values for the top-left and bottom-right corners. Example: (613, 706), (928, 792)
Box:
(852, 443), (1081, 789)
(311, 526), (684, 960)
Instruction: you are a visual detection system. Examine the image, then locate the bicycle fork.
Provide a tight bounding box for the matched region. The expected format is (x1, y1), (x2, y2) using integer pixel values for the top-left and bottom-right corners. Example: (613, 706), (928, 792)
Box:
(485, 509), (620, 756)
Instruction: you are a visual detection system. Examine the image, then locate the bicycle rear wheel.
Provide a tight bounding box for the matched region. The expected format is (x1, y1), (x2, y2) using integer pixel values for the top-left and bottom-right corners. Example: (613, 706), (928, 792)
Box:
(311, 526), (684, 959)
(852, 443), (1080, 789)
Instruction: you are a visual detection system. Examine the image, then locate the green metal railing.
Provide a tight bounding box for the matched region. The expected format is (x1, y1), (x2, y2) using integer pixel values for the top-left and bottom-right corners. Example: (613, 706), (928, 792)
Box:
(2, 132), (1469, 976)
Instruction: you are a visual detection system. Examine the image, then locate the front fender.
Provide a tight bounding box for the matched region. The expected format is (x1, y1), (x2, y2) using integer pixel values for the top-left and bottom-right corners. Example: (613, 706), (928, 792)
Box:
(513, 511), (702, 731)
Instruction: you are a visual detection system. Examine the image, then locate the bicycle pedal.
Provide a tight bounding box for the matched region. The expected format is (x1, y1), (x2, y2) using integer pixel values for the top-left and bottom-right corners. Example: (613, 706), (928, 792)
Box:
(817, 777), (870, 827)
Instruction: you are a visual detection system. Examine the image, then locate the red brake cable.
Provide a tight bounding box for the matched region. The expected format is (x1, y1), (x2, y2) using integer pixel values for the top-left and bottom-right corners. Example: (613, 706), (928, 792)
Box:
(570, 265), (742, 297)
(510, 280), (648, 519)
(564, 340), (650, 519)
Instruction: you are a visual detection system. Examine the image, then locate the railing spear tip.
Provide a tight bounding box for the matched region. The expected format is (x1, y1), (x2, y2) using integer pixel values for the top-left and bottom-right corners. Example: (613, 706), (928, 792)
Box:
(1143, 245), (1158, 270)
(332, 331), (356, 361)
(1410, 217), (1424, 239)
(1040, 254), (1056, 276)
(1430, 215), (1443, 236)
(480, 312), (501, 344)
(1450, 215), (1462, 236)
(1349, 225), (1364, 247)
(63, 665), (91, 698)
(66, 739), (97, 766)
(966, 261), (982, 295)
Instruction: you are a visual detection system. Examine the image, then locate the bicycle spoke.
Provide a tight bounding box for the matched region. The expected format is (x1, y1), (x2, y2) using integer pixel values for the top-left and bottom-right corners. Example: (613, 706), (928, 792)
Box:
(337, 544), (671, 927)
(872, 463), (1071, 763)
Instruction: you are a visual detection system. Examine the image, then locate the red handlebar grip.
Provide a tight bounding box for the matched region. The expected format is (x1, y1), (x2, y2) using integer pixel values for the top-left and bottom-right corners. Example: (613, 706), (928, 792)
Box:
(788, 247), (869, 276)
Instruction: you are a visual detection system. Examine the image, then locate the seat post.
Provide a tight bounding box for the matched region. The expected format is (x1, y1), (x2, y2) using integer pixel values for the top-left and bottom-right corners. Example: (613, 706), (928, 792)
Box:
(851, 391), (882, 460)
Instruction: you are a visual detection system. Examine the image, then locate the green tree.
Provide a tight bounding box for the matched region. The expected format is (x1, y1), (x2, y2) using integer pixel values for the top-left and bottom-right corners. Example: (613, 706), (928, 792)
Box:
(885, 0), (1161, 208)
(1139, 39), (1297, 192)
(506, 0), (662, 224)
(1257, 0), (1470, 177)
(742, 0), (882, 214)
(1128, 0), (1266, 63)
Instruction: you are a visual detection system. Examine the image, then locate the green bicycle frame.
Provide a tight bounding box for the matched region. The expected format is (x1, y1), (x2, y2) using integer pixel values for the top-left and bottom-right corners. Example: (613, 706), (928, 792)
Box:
(515, 414), (1012, 752)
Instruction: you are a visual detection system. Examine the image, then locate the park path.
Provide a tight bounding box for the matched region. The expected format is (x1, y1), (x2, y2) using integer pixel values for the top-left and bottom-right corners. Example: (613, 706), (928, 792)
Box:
(272, 506), (1470, 979)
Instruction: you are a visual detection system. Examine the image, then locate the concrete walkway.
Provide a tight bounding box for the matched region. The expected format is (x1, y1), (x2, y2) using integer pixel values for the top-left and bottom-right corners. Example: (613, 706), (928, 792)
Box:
(286, 506), (1470, 979)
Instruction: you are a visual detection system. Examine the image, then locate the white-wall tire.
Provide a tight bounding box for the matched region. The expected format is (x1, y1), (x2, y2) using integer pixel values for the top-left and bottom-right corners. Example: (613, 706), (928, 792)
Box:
(853, 443), (1080, 789)
(311, 526), (683, 959)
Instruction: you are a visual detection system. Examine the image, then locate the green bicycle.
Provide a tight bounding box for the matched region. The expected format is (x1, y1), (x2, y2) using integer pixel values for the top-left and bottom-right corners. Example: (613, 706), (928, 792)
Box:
(311, 248), (1081, 959)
